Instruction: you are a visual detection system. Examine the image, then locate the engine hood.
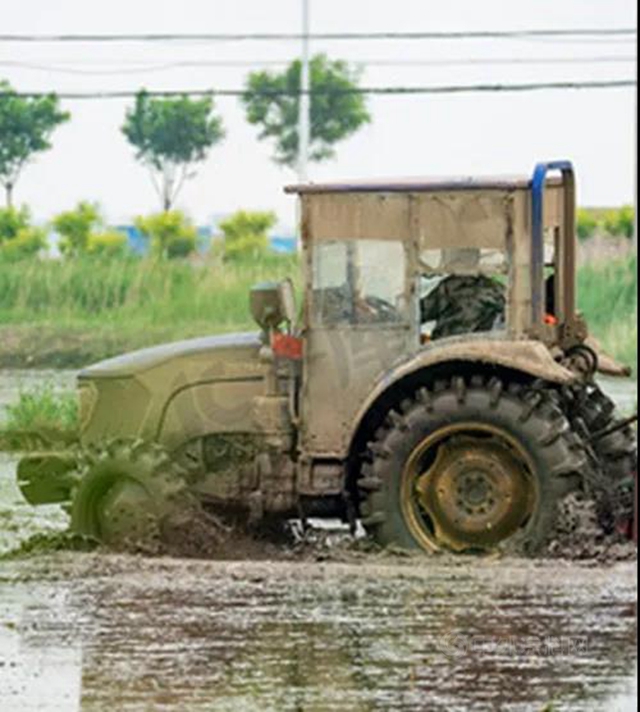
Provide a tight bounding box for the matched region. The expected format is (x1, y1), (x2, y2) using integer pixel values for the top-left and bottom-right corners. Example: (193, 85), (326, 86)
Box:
(79, 332), (263, 380)
(77, 332), (266, 444)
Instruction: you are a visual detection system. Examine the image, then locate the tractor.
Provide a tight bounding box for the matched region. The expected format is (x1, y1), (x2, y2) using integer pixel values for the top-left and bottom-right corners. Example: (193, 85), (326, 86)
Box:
(18, 161), (637, 554)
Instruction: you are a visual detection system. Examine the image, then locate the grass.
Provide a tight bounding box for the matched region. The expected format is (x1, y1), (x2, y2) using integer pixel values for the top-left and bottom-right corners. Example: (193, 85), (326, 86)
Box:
(577, 255), (637, 370)
(0, 254), (298, 366)
(5, 383), (78, 432)
(0, 383), (79, 451)
(0, 253), (636, 370)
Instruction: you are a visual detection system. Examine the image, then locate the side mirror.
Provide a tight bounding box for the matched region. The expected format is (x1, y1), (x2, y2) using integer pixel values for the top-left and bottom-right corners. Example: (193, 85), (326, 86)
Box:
(250, 279), (296, 332)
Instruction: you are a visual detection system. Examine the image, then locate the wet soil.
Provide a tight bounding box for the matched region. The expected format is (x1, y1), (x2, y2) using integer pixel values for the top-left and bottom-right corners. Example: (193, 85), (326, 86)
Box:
(0, 553), (636, 711)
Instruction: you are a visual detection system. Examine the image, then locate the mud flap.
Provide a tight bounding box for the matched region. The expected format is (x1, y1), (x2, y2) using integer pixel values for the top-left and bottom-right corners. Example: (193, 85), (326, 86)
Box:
(17, 452), (79, 505)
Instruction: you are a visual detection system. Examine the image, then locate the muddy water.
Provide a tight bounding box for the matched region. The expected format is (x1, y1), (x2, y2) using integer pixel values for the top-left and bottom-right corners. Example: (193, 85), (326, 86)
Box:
(0, 452), (68, 555)
(0, 371), (76, 556)
(0, 555), (636, 711)
(0, 370), (637, 710)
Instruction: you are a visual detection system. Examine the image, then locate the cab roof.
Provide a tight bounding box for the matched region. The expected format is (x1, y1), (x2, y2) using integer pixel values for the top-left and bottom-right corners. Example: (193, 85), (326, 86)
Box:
(285, 174), (562, 195)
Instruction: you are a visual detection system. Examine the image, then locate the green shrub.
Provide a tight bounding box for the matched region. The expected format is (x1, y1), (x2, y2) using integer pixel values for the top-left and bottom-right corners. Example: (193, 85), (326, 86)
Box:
(0, 227), (46, 261)
(0, 206), (46, 261)
(53, 202), (133, 259)
(604, 205), (635, 239)
(135, 211), (198, 259)
(53, 201), (101, 256)
(219, 210), (276, 261)
(0, 205), (28, 242)
(576, 208), (599, 241)
(87, 230), (129, 258)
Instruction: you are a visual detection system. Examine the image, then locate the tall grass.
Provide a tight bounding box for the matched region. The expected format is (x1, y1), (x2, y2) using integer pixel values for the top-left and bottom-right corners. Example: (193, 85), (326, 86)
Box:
(5, 383), (78, 433)
(0, 254), (298, 331)
(0, 383), (79, 450)
(577, 255), (637, 369)
(0, 253), (636, 370)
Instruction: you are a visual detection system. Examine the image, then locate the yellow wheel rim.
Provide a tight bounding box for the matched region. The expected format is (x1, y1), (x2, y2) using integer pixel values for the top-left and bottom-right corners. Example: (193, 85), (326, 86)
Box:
(400, 423), (538, 552)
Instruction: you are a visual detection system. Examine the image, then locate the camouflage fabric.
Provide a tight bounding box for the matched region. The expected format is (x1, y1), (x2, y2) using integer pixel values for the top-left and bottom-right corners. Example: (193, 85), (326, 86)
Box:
(420, 275), (506, 340)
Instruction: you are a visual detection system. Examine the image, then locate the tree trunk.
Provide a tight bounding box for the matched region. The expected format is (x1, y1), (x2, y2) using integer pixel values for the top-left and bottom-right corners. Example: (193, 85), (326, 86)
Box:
(162, 173), (173, 213)
(5, 183), (13, 209)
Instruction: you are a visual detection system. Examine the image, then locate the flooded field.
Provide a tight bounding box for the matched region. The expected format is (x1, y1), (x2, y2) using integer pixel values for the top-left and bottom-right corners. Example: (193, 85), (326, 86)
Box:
(0, 370), (637, 710)
(0, 554), (637, 711)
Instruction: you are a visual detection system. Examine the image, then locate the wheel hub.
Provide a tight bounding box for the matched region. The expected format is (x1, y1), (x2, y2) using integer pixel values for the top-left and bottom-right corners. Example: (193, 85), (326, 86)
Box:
(408, 430), (536, 551)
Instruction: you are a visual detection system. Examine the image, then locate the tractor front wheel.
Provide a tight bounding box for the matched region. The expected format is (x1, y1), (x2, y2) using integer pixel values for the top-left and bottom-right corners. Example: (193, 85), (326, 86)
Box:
(71, 440), (200, 551)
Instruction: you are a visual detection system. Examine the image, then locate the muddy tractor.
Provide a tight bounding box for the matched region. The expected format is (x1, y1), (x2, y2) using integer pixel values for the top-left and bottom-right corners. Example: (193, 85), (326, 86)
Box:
(18, 161), (637, 554)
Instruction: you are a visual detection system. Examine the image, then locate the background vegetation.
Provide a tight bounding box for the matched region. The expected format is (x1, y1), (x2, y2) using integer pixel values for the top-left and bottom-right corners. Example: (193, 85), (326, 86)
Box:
(0, 249), (635, 370)
(0, 253), (298, 366)
(577, 206), (635, 240)
(577, 255), (637, 370)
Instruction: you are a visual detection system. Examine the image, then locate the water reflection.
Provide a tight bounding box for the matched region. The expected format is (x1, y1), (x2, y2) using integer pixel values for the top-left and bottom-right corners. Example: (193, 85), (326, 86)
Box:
(0, 557), (636, 711)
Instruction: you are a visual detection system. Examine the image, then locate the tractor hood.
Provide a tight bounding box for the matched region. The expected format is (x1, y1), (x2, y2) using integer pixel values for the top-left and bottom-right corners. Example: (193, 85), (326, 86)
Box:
(77, 332), (266, 445)
(79, 332), (263, 379)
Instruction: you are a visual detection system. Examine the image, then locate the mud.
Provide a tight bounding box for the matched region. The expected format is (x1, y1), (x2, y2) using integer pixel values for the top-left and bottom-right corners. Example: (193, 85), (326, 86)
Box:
(547, 493), (637, 562)
(0, 553), (637, 711)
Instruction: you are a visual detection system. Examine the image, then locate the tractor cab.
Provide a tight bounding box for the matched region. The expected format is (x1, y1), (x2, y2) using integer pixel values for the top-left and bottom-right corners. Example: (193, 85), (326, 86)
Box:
(279, 162), (591, 460)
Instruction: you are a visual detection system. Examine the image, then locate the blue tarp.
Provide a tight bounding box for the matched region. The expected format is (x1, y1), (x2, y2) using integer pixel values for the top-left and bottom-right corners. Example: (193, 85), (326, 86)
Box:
(114, 226), (297, 255)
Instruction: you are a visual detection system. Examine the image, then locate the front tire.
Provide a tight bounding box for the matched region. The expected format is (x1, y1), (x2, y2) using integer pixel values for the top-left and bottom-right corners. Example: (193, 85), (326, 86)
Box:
(358, 376), (590, 555)
(71, 440), (200, 551)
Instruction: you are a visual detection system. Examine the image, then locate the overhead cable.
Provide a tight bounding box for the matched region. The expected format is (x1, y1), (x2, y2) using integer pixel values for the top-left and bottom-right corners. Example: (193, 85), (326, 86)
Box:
(3, 79), (635, 100)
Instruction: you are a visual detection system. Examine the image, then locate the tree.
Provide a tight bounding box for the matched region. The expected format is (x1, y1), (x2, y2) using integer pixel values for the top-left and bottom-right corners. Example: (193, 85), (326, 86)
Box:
(135, 211), (198, 259)
(53, 201), (128, 259)
(53, 202), (100, 257)
(0, 205), (46, 261)
(0, 81), (70, 207)
(219, 210), (276, 261)
(242, 54), (371, 168)
(122, 91), (225, 211)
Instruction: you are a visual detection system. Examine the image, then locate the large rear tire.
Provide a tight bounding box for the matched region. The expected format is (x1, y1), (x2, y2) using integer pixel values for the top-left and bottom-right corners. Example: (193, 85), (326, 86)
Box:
(358, 376), (590, 555)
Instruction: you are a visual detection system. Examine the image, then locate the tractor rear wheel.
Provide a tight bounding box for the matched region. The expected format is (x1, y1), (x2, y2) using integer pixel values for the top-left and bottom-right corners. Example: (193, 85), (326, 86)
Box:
(70, 440), (202, 551)
(358, 376), (590, 555)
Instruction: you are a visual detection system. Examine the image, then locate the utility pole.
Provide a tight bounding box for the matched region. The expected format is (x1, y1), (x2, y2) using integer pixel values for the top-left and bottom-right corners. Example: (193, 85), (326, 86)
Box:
(634, 87), (637, 253)
(297, 0), (311, 184)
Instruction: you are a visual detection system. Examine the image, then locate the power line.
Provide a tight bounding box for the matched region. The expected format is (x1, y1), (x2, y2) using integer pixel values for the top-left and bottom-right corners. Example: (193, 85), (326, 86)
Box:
(0, 56), (636, 75)
(0, 28), (636, 43)
(3, 79), (635, 100)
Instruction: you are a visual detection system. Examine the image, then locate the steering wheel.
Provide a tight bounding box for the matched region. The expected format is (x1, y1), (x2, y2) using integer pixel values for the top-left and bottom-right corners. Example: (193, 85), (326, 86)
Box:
(355, 295), (400, 323)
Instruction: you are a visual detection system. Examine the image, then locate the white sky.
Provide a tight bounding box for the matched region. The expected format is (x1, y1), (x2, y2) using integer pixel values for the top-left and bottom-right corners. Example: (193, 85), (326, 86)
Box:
(1, 0), (637, 228)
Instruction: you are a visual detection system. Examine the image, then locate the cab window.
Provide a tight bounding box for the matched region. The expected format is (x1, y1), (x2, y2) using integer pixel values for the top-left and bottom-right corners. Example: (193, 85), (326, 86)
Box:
(311, 240), (407, 326)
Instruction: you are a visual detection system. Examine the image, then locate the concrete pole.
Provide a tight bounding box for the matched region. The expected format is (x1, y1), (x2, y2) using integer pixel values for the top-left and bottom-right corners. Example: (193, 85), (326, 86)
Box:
(297, 0), (311, 184)
(634, 87), (637, 253)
